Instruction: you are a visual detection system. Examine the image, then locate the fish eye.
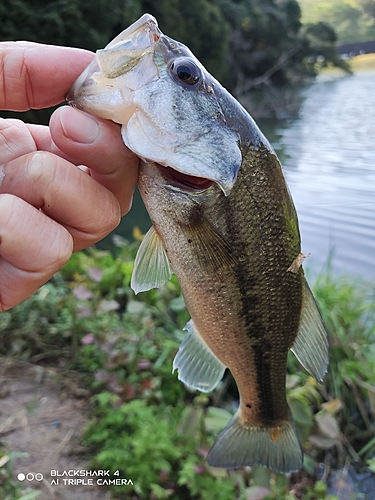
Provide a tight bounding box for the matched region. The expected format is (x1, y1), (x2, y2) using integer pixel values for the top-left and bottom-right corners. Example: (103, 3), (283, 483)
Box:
(170, 59), (201, 87)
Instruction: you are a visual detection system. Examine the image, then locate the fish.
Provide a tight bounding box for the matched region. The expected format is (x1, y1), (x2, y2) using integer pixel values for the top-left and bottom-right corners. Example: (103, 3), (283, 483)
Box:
(67, 13), (328, 473)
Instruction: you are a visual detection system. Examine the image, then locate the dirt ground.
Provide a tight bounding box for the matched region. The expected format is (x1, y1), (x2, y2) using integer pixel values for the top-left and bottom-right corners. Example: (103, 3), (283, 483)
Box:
(0, 362), (110, 500)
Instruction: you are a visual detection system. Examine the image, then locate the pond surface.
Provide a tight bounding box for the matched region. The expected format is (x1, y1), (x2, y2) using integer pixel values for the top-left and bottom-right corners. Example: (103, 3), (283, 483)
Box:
(266, 70), (375, 279)
(113, 70), (375, 280)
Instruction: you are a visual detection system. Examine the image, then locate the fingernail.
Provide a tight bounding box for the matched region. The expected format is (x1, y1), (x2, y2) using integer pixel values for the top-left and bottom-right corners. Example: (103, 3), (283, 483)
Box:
(0, 166), (4, 187)
(59, 106), (100, 144)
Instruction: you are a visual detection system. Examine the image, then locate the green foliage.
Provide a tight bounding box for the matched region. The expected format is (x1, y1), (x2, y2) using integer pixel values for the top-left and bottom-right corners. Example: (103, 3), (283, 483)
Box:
(299, 0), (375, 43)
(84, 396), (238, 499)
(0, 450), (40, 500)
(2, 239), (375, 498)
(210, 0), (350, 93)
(0, 0), (142, 50)
(143, 0), (230, 82)
(313, 274), (375, 460)
(0, 0), (349, 117)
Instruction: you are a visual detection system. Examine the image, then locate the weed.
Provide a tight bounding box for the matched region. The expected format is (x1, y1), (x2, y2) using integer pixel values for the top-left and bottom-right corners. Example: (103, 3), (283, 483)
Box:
(1, 239), (374, 499)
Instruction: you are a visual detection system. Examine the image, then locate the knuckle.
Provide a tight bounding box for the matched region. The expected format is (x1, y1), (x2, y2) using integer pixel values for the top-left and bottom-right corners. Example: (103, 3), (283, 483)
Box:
(51, 234), (73, 267)
(0, 46), (32, 110)
(26, 151), (58, 187)
(0, 118), (33, 160)
(97, 198), (121, 237)
(38, 224), (73, 270)
(0, 193), (18, 223)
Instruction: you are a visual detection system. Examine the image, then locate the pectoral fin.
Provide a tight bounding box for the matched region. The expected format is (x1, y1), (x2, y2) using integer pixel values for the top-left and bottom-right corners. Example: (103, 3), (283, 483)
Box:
(291, 278), (329, 382)
(180, 217), (236, 274)
(131, 226), (172, 294)
(173, 320), (226, 392)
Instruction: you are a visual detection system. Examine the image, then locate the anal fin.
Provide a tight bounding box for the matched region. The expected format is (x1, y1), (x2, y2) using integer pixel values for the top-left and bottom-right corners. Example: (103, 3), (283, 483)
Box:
(173, 320), (226, 393)
(131, 226), (172, 294)
(291, 277), (329, 382)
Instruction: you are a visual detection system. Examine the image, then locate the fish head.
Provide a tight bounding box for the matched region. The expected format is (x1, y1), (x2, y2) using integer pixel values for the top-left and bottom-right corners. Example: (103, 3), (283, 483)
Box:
(67, 14), (245, 195)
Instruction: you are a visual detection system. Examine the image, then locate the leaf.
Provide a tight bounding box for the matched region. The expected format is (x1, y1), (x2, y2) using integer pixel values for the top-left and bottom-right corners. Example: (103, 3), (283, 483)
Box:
(81, 333), (95, 345)
(112, 234), (129, 247)
(169, 296), (186, 312)
(367, 389), (375, 416)
(98, 300), (120, 312)
(204, 407), (232, 433)
(206, 465), (228, 478)
(289, 398), (314, 427)
(309, 434), (337, 449)
(133, 226), (144, 241)
(315, 413), (340, 439)
(73, 285), (93, 300)
(245, 486), (270, 500)
(251, 465), (271, 487)
(367, 458), (375, 473)
(178, 407), (203, 438)
(87, 266), (103, 282)
(0, 312), (11, 331)
(127, 300), (147, 314)
(286, 374), (301, 390)
(17, 491), (41, 500)
(320, 398), (343, 415)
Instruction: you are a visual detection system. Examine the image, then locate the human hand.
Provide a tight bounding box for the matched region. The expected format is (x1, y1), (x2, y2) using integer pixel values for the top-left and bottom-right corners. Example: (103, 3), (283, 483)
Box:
(0, 42), (139, 311)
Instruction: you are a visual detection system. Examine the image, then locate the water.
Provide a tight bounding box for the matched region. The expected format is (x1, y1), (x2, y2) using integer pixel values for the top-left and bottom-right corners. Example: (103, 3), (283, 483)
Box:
(266, 70), (375, 279)
(112, 70), (375, 280)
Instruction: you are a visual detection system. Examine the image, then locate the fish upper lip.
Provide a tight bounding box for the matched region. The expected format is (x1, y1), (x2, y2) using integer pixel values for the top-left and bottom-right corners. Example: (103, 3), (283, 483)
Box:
(67, 13), (161, 105)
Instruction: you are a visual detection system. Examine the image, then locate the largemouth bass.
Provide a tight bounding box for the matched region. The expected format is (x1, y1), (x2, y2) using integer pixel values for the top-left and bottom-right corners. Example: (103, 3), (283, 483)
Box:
(68, 14), (328, 473)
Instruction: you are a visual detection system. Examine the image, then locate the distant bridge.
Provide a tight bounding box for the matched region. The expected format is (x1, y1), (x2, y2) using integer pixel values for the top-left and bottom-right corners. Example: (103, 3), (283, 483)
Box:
(338, 40), (375, 57)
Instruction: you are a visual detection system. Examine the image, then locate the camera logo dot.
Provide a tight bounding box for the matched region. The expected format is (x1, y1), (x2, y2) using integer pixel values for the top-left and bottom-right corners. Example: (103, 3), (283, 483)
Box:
(17, 472), (43, 481)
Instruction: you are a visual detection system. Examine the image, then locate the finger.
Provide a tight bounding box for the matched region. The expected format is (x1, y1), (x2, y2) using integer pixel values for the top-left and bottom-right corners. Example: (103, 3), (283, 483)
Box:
(50, 106), (139, 215)
(0, 42), (94, 111)
(0, 117), (38, 164)
(0, 194), (73, 311)
(0, 117), (80, 166)
(0, 114), (137, 217)
(0, 151), (121, 251)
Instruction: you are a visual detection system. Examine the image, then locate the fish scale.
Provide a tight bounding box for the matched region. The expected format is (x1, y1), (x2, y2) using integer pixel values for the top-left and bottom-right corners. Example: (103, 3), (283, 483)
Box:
(68, 13), (329, 473)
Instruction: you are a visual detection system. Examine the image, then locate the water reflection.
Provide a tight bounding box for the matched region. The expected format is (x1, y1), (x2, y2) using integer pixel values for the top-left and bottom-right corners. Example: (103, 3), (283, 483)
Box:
(268, 71), (375, 279)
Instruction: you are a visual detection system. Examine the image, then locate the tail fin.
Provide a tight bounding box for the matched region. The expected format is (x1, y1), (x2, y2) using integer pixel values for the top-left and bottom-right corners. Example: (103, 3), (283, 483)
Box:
(206, 412), (303, 473)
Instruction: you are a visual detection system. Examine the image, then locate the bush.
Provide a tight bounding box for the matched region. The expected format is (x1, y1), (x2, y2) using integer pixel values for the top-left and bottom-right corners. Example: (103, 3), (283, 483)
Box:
(2, 238), (374, 499)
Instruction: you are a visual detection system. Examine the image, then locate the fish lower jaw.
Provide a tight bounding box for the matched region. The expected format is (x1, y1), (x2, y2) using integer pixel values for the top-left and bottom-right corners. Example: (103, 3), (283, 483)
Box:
(156, 164), (214, 192)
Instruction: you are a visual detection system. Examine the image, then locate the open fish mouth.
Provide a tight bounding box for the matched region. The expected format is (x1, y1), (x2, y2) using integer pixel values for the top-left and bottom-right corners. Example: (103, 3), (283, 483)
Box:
(67, 14), (161, 120)
(156, 164), (215, 192)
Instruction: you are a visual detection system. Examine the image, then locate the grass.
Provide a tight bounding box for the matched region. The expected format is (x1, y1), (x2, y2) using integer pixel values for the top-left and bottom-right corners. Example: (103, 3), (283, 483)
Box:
(0, 236), (374, 499)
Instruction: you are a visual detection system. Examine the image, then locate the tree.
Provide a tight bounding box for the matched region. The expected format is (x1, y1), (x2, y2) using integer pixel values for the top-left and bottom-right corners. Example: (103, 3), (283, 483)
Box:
(0, 0), (350, 120)
(141, 0), (230, 81)
(212, 0), (350, 93)
(299, 0), (375, 43)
